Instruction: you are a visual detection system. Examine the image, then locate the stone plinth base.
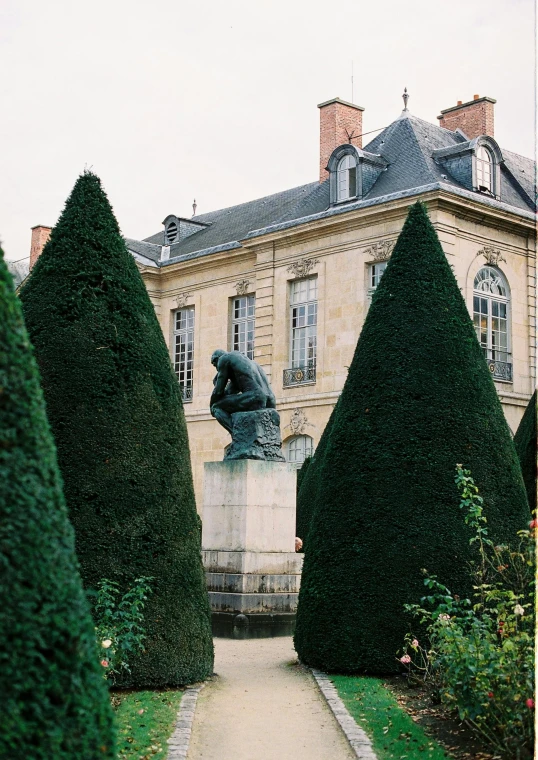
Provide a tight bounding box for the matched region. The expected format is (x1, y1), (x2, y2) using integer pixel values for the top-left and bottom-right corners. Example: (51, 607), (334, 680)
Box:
(224, 409), (285, 461)
(202, 460), (301, 638)
(202, 460), (296, 553)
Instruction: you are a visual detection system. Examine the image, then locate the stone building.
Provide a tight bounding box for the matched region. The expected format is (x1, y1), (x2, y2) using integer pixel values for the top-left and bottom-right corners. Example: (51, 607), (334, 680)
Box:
(31, 94), (538, 510)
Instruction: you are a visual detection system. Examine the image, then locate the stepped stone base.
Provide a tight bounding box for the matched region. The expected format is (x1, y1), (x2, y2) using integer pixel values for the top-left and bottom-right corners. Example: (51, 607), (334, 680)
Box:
(202, 460), (301, 638)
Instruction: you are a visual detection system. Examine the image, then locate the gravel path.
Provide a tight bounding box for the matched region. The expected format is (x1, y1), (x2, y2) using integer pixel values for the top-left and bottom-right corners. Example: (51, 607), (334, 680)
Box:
(187, 636), (356, 760)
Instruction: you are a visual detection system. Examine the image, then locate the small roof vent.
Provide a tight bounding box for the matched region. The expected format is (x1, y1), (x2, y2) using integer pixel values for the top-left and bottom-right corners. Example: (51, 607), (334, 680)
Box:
(165, 220), (179, 244)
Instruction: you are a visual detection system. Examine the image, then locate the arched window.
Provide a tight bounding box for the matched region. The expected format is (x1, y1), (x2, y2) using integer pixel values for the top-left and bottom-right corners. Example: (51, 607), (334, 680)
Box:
(476, 146), (493, 193)
(473, 266), (511, 381)
(337, 154), (357, 201)
(286, 435), (314, 468)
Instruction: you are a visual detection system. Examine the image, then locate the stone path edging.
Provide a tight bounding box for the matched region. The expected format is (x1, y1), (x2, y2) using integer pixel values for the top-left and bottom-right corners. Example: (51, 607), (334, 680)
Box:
(311, 669), (378, 760)
(166, 683), (205, 759)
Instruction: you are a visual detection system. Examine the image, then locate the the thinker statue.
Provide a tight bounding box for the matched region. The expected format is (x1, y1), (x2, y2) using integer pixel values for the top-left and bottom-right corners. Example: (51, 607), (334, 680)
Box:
(209, 350), (284, 461)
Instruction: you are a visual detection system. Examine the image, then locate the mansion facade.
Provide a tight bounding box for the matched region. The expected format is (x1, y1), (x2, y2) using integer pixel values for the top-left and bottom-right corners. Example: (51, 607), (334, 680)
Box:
(32, 94), (538, 510)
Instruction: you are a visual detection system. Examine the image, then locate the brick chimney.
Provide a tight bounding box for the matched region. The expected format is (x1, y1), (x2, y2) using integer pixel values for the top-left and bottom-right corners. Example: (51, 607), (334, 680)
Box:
(437, 95), (496, 139)
(30, 225), (52, 270)
(318, 97), (364, 182)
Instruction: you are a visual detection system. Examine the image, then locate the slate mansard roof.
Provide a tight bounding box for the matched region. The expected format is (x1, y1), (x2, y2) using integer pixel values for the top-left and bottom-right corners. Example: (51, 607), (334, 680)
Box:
(126, 112), (536, 268)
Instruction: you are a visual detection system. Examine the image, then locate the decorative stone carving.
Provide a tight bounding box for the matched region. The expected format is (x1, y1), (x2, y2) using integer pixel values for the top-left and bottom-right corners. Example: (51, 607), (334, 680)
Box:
(224, 410), (285, 462)
(364, 240), (395, 261)
(287, 408), (310, 435)
(478, 246), (506, 266)
(175, 292), (192, 308)
(235, 279), (251, 296)
(287, 258), (319, 278)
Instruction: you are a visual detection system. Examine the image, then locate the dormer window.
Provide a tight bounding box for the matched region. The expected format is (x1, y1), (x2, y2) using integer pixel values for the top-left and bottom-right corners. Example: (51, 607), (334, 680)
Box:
(433, 137), (502, 200)
(476, 146), (493, 192)
(327, 145), (387, 206)
(161, 214), (210, 248)
(337, 154), (357, 201)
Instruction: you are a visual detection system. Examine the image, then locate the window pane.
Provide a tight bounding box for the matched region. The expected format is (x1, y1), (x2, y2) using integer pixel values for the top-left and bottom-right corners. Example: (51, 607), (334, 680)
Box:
(232, 296), (255, 359)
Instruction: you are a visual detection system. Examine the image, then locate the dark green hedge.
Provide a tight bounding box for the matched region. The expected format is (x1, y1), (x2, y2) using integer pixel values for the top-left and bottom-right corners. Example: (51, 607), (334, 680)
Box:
(295, 401), (339, 549)
(294, 202), (530, 674)
(0, 246), (115, 758)
(513, 390), (537, 512)
(20, 172), (213, 687)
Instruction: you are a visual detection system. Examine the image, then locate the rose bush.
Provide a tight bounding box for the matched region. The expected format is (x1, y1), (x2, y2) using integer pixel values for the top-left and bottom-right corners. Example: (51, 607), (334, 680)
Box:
(401, 466), (535, 758)
(93, 577), (153, 684)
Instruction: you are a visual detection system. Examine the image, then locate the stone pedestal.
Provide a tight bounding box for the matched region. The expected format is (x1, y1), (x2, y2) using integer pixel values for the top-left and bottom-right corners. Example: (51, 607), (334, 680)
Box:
(202, 459), (303, 638)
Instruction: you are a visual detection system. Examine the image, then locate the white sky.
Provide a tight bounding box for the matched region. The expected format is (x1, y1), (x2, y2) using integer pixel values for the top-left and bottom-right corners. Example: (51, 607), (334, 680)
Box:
(0, 0), (535, 261)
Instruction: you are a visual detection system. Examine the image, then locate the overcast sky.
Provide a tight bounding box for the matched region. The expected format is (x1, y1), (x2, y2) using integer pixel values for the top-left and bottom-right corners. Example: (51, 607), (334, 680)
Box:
(0, 0), (535, 262)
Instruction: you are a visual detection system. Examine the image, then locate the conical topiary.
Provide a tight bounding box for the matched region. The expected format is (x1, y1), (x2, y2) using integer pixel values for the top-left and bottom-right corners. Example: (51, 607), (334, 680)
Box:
(513, 390), (536, 512)
(294, 202), (530, 674)
(295, 400), (339, 549)
(20, 172), (213, 687)
(0, 245), (115, 758)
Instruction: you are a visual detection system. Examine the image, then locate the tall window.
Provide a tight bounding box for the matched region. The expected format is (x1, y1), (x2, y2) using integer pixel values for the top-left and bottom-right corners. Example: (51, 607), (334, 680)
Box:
(231, 295), (255, 359)
(473, 267), (511, 381)
(291, 278), (317, 368)
(337, 154), (357, 201)
(173, 308), (195, 401)
(368, 261), (387, 297)
(476, 146), (493, 192)
(286, 435), (314, 468)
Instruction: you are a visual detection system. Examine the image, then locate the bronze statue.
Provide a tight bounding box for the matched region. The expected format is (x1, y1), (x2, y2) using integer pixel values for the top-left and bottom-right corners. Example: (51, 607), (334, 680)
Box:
(209, 350), (284, 461)
(210, 350), (276, 434)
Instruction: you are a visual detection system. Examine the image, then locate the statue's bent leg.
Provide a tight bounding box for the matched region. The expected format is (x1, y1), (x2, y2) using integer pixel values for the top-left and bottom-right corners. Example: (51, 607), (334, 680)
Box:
(216, 391), (267, 412)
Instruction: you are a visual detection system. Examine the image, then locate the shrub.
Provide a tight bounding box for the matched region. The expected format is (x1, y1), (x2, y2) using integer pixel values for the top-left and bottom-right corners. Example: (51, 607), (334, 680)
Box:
(20, 171), (213, 687)
(0, 245), (115, 758)
(94, 577), (153, 685)
(513, 390), (537, 512)
(295, 400), (339, 550)
(294, 202), (530, 674)
(402, 466), (535, 758)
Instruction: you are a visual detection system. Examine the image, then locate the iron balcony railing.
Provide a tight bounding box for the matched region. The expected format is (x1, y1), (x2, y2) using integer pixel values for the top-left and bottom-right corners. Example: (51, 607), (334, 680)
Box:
(487, 359), (512, 382)
(180, 385), (194, 402)
(283, 362), (316, 387)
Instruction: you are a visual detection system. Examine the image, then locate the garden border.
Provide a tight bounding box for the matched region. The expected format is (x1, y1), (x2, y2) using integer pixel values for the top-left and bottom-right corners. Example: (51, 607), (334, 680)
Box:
(311, 669), (378, 760)
(166, 682), (205, 759)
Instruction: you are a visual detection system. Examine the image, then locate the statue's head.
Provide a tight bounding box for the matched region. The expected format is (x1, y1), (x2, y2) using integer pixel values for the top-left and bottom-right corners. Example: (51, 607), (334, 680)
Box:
(211, 349), (226, 368)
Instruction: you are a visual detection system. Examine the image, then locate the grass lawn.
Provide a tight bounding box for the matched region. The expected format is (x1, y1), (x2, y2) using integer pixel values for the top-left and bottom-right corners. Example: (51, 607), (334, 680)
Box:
(332, 675), (452, 760)
(111, 690), (183, 759)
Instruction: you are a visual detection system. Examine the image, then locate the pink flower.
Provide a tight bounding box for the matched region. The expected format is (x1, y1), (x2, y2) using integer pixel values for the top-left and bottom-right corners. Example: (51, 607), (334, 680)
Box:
(526, 698), (535, 709)
(529, 519), (537, 530)
(400, 655), (411, 664)
(412, 639), (419, 648)
(101, 659), (109, 667)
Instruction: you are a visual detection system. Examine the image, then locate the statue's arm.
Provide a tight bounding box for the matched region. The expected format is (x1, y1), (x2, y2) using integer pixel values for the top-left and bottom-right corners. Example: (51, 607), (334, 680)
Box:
(210, 359), (229, 405)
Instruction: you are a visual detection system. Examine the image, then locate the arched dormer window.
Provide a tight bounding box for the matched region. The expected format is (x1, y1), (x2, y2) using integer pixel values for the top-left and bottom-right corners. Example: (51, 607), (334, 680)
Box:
(433, 136), (502, 200)
(327, 145), (387, 205)
(476, 146), (493, 192)
(472, 137), (502, 198)
(473, 266), (512, 381)
(337, 154), (357, 201)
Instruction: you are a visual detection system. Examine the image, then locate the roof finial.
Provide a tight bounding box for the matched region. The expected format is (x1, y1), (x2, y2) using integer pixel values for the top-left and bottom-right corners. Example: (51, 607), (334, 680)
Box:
(402, 87), (409, 111)
(192, 198), (197, 217)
